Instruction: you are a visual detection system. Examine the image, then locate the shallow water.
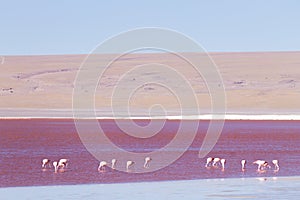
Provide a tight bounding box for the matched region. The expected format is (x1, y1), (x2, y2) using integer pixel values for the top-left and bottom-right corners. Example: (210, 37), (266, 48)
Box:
(1, 119), (300, 187)
(1, 176), (300, 200)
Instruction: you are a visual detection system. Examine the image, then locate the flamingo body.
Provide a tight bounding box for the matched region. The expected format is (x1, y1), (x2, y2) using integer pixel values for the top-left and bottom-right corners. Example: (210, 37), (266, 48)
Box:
(205, 157), (213, 167)
(220, 158), (226, 169)
(272, 160), (279, 170)
(53, 161), (59, 173)
(42, 158), (50, 168)
(144, 157), (152, 168)
(98, 161), (108, 171)
(126, 160), (134, 171)
(212, 158), (221, 166)
(111, 159), (117, 169)
(241, 160), (246, 171)
(253, 160), (269, 170)
(58, 159), (69, 168)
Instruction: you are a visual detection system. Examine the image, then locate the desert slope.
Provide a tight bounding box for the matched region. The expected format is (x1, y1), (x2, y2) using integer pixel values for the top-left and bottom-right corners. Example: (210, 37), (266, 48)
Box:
(1, 52), (300, 116)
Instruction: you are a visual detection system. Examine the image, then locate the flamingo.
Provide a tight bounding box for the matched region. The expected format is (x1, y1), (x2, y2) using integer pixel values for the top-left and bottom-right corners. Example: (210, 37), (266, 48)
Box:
(111, 159), (117, 170)
(144, 157), (152, 168)
(253, 160), (270, 171)
(98, 161), (108, 171)
(272, 160), (279, 170)
(212, 158), (221, 166)
(58, 159), (69, 168)
(241, 160), (246, 171)
(53, 161), (59, 173)
(205, 157), (213, 167)
(220, 158), (226, 170)
(126, 160), (135, 171)
(42, 158), (51, 168)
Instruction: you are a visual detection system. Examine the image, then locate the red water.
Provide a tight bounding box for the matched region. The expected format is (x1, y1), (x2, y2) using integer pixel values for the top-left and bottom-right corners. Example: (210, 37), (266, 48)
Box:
(1, 119), (300, 187)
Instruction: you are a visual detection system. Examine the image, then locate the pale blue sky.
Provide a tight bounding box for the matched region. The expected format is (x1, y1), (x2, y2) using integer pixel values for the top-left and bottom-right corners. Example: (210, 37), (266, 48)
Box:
(0, 0), (299, 55)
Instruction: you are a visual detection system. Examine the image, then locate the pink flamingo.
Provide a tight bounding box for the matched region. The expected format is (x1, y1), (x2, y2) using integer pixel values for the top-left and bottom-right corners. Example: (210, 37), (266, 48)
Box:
(98, 161), (108, 171)
(111, 159), (117, 170)
(126, 160), (135, 171)
(205, 157), (213, 167)
(253, 160), (270, 171)
(58, 159), (69, 168)
(53, 161), (59, 173)
(42, 158), (51, 168)
(220, 158), (226, 170)
(272, 160), (279, 170)
(144, 157), (152, 168)
(241, 160), (246, 171)
(212, 158), (221, 166)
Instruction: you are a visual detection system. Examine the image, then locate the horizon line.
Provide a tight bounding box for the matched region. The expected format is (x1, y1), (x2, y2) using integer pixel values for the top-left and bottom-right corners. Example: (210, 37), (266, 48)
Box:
(1, 50), (300, 57)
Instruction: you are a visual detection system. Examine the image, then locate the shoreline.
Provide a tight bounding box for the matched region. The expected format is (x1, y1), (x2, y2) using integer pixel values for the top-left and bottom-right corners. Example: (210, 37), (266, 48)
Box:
(0, 175), (295, 189)
(1, 109), (300, 120)
(2, 115), (300, 120)
(2, 117), (300, 121)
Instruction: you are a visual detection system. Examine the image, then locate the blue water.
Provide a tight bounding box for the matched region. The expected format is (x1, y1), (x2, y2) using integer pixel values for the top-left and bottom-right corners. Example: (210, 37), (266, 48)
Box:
(1, 176), (300, 200)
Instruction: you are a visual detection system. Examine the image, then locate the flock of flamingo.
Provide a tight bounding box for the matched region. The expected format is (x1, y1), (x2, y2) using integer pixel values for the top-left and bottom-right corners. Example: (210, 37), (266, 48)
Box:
(42, 157), (279, 173)
(41, 157), (152, 173)
(42, 158), (69, 173)
(205, 157), (280, 172)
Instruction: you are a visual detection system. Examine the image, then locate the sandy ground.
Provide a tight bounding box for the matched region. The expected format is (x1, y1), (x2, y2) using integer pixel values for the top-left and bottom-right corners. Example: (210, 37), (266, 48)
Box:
(1, 52), (300, 116)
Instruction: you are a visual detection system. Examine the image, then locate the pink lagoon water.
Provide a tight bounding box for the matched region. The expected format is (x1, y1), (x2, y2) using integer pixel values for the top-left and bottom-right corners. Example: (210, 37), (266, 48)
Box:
(1, 119), (300, 187)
